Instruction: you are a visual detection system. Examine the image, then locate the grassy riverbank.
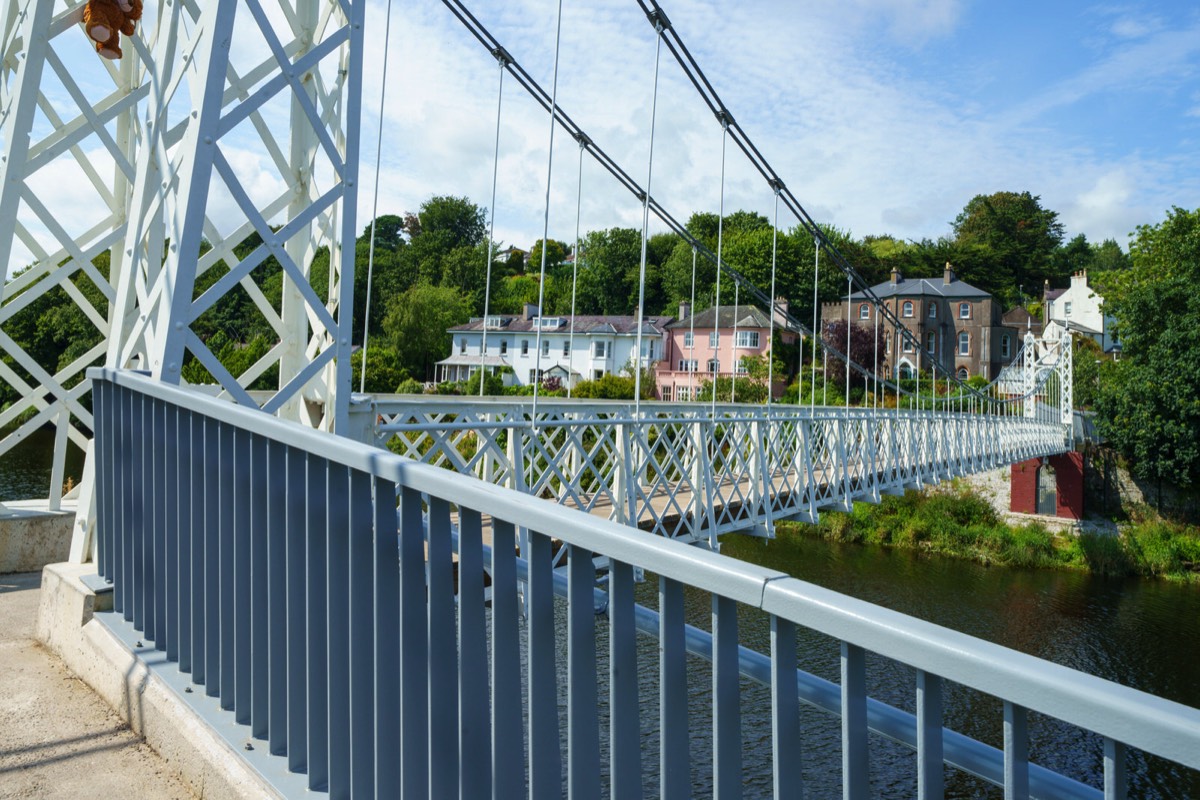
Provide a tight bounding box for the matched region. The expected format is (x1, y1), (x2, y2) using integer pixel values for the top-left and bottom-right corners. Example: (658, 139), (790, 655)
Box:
(776, 485), (1200, 583)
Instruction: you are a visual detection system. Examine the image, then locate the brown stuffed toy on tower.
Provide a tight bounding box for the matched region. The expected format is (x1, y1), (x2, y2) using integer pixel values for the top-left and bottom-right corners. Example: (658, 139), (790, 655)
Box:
(82, 0), (143, 60)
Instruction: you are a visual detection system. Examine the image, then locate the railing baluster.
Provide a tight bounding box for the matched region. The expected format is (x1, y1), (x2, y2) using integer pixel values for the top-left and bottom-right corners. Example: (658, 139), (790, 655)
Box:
(266, 440), (287, 755)
(841, 642), (868, 800)
(528, 530), (563, 800)
(1004, 701), (1029, 800)
(204, 416), (221, 697)
(568, 544), (600, 800)
(398, 485), (429, 799)
(233, 427), (252, 724)
(660, 576), (689, 800)
(714, 594), (742, 799)
(176, 407), (193, 673)
(250, 434), (269, 738)
(150, 395), (165, 648)
(491, 519), (525, 799)
(285, 448), (308, 772)
(372, 477), (401, 799)
(306, 456), (330, 791)
(457, 508), (490, 799)
(771, 615), (801, 799)
(163, 401), (179, 661)
(189, 411), (206, 685)
(131, 388), (145, 628)
(609, 561), (641, 800)
(1104, 737), (1127, 800)
(916, 670), (944, 800)
(218, 423), (235, 708)
(326, 463), (351, 800)
(346, 470), (376, 798)
(427, 496), (460, 798)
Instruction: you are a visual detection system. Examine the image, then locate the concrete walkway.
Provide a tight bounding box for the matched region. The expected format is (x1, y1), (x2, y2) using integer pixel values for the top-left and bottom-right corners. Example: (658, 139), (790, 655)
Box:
(0, 572), (194, 800)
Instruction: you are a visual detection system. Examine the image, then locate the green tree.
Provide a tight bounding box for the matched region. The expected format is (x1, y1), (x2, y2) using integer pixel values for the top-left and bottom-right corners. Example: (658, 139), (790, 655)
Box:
(952, 191), (1065, 305)
(382, 283), (473, 381)
(1094, 207), (1200, 487)
(528, 239), (568, 272)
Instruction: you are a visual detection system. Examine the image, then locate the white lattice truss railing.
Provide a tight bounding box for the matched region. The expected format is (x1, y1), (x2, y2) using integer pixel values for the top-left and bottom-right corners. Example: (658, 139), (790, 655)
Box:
(368, 397), (1070, 547)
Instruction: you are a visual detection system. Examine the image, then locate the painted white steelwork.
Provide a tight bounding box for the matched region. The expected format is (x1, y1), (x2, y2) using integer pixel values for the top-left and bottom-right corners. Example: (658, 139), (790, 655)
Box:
(368, 331), (1072, 545)
(91, 367), (1197, 800)
(2, 0), (364, 516)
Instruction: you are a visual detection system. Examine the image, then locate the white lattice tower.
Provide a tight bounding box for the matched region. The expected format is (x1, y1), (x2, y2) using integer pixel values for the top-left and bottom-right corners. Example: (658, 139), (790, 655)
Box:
(1, 1), (147, 510)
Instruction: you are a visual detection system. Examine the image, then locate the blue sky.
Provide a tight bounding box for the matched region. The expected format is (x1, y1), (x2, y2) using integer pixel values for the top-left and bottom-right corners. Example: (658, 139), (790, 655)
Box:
(364, 0), (1200, 253)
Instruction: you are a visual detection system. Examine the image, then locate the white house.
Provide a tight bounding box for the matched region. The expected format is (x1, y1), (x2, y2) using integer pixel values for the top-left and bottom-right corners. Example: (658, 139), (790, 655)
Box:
(437, 304), (673, 387)
(1043, 271), (1118, 353)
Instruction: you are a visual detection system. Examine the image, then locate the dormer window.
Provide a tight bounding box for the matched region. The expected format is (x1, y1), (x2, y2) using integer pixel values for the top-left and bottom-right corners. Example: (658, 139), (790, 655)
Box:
(535, 317), (563, 330)
(485, 315), (507, 328)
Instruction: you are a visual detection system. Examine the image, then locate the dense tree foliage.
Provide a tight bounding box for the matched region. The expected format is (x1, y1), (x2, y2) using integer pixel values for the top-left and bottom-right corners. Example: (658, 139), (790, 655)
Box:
(1093, 207), (1200, 487)
(381, 282), (473, 381)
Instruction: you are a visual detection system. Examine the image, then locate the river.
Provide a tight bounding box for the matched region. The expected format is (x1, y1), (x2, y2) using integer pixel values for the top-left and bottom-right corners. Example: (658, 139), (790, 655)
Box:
(0, 428), (85, 503)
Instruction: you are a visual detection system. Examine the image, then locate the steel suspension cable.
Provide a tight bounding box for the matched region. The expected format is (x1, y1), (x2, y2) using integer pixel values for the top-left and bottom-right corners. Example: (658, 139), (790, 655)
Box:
(689, 247), (697, 399)
(634, 15), (666, 416)
(767, 186), (779, 414)
(358, 0), (395, 393)
(710, 121), (729, 419)
(479, 56), (507, 397)
(731, 281), (739, 404)
(530, 0), (565, 425)
(567, 137), (586, 399)
(810, 239), (820, 413)
(845, 271), (851, 416)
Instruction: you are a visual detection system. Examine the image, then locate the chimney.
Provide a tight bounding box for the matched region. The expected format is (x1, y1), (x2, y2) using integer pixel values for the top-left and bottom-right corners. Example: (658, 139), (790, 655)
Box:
(890, 266), (902, 286)
(679, 300), (691, 320)
(1071, 271), (1087, 289)
(523, 302), (539, 321)
(943, 261), (954, 285)
(1043, 278), (1050, 298)
(772, 296), (789, 327)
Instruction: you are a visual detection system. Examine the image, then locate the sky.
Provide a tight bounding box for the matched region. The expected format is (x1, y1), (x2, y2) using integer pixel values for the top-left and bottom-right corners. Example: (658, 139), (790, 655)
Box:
(6, 0), (1200, 273)
(362, 0), (1200, 253)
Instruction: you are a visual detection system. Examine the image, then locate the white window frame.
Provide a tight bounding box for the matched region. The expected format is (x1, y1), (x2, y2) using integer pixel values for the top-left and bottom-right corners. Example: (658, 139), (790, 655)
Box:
(661, 385), (672, 402)
(521, 340), (529, 356)
(926, 331), (936, 353)
(859, 304), (870, 320)
(541, 340), (549, 356)
(1064, 301), (1073, 316)
(958, 302), (971, 319)
(707, 358), (720, 372)
(902, 301), (914, 318)
(735, 330), (760, 348)
(709, 331), (720, 348)
(459, 338), (466, 354)
(684, 331), (694, 348)
(958, 331), (969, 355)
(1000, 335), (1011, 359)
(956, 367), (969, 380)
(593, 341), (607, 358)
(677, 385), (691, 402)
(902, 337), (914, 353)
(928, 301), (937, 319)
(562, 341), (570, 357)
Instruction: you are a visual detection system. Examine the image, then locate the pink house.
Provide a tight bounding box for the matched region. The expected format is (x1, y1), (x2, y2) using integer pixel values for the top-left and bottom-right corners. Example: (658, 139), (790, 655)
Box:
(655, 300), (796, 402)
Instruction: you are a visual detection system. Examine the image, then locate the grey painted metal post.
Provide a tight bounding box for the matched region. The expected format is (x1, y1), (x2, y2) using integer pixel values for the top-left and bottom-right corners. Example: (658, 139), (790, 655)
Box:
(1004, 701), (1029, 800)
(841, 642), (868, 800)
(917, 670), (944, 799)
(771, 616), (802, 799)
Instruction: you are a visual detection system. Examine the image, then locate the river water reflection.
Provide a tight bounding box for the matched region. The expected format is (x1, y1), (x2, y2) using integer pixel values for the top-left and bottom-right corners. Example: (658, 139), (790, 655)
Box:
(0, 428), (85, 503)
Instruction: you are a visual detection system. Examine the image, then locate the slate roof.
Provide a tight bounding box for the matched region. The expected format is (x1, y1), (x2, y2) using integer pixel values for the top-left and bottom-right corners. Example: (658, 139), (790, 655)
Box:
(848, 276), (991, 300)
(1044, 288), (1066, 301)
(449, 314), (673, 335)
(666, 306), (775, 330)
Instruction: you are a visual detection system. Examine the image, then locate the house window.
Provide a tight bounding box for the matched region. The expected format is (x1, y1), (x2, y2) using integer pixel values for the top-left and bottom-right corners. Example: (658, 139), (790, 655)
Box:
(500, 340), (508, 355)
(926, 331), (936, 353)
(859, 304), (870, 320)
(1000, 334), (1011, 359)
(707, 358), (720, 372)
(661, 385), (672, 402)
(521, 340), (529, 356)
(735, 330), (759, 348)
(593, 369), (604, 380)
(735, 359), (748, 374)
(958, 331), (969, 355)
(593, 341), (607, 358)
(459, 339), (466, 354)
(678, 359), (698, 372)
(958, 302), (971, 319)
(1064, 301), (1073, 316)
(562, 341), (570, 356)
(898, 363), (913, 380)
(684, 331), (694, 348)
(928, 301), (937, 319)
(541, 340), (549, 356)
(528, 368), (545, 383)
(709, 331), (720, 347)
(957, 367), (969, 380)
(902, 301), (914, 318)
(641, 341), (656, 360)
(677, 386), (691, 402)
(902, 337), (914, 353)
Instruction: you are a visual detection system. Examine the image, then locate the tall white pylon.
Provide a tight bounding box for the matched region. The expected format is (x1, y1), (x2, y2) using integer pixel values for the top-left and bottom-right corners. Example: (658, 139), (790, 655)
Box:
(2, 1), (365, 557)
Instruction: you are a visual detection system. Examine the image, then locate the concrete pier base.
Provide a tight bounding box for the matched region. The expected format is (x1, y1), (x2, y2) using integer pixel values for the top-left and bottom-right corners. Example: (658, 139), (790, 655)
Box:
(0, 502), (76, 573)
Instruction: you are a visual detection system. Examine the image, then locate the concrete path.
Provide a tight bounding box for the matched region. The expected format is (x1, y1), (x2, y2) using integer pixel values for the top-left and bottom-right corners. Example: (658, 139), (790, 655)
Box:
(0, 572), (195, 800)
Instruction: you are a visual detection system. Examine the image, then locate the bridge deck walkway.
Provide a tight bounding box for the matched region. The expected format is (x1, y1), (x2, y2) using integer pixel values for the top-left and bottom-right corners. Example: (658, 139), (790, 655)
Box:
(0, 572), (196, 799)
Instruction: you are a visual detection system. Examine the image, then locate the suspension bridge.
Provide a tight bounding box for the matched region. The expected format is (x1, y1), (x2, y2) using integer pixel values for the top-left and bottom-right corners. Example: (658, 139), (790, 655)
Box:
(2, 1), (1197, 799)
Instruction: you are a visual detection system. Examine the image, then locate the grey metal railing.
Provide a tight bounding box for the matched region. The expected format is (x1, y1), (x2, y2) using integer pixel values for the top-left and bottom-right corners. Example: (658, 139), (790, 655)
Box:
(90, 368), (1199, 799)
